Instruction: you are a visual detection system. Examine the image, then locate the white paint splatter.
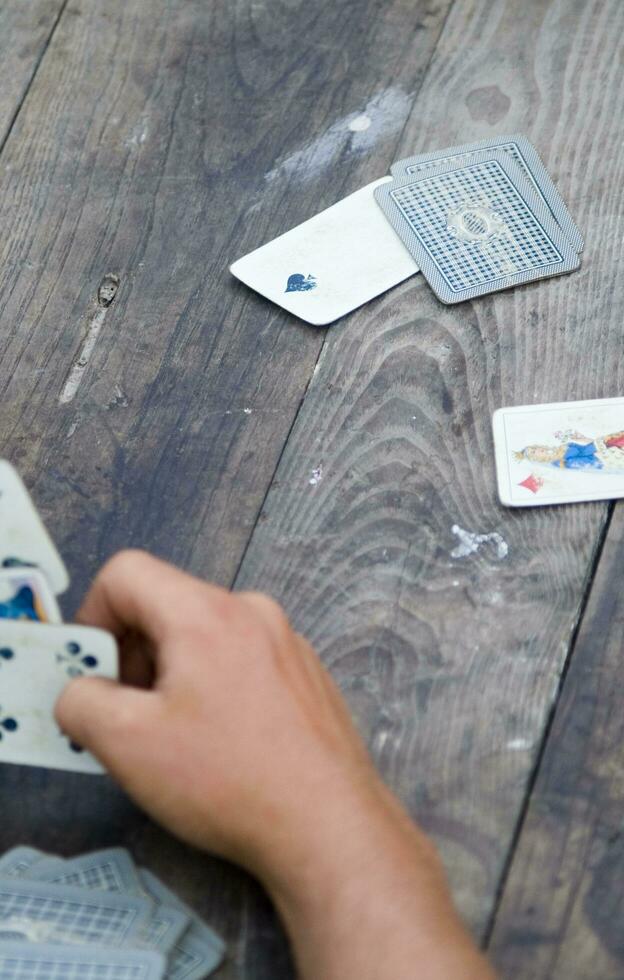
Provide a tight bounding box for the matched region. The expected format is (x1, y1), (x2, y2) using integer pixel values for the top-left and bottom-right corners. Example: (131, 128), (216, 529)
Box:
(309, 465), (323, 486)
(450, 524), (509, 560)
(125, 115), (150, 148)
(264, 87), (412, 183)
(348, 114), (371, 132)
(507, 738), (532, 751)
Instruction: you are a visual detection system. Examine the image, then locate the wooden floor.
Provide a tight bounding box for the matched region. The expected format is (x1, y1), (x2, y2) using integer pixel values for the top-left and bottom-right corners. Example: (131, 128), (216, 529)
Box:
(0, 0), (622, 976)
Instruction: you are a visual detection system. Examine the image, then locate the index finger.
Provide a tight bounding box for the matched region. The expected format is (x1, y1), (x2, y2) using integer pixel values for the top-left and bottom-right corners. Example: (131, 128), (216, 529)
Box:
(75, 549), (219, 642)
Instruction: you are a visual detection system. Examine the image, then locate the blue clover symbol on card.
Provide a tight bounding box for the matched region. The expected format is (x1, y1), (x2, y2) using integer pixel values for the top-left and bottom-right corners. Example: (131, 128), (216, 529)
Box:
(285, 273), (317, 293)
(0, 707), (18, 739)
(0, 647), (14, 667)
(56, 641), (99, 678)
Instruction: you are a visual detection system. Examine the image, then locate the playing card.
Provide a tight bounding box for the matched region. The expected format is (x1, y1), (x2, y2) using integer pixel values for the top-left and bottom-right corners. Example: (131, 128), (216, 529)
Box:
(0, 462), (69, 595)
(0, 569), (62, 624)
(25, 849), (142, 894)
(0, 621), (118, 774)
(0, 941), (166, 980)
(0, 848), (45, 879)
(375, 150), (580, 304)
(230, 178), (419, 326)
(29, 850), (190, 955)
(140, 869), (225, 979)
(0, 878), (152, 947)
(493, 397), (624, 506)
(391, 134), (584, 253)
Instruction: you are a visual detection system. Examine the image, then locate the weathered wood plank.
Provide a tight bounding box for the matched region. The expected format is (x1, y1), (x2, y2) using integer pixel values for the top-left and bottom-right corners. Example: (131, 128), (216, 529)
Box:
(235, 0), (624, 961)
(0, 0), (455, 975)
(487, 502), (624, 978)
(0, 1), (65, 140)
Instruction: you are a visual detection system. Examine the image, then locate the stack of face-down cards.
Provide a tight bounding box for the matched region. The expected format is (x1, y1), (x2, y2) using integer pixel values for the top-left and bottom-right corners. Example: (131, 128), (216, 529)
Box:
(0, 460), (120, 775)
(231, 134), (583, 324)
(0, 845), (225, 978)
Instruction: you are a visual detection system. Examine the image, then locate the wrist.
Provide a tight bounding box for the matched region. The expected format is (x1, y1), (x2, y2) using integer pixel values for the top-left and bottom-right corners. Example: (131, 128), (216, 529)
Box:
(258, 770), (449, 933)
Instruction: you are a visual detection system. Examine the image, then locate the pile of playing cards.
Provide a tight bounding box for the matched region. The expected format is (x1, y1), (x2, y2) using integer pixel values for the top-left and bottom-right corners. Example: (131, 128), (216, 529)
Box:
(231, 134), (583, 324)
(0, 461), (121, 775)
(0, 845), (225, 978)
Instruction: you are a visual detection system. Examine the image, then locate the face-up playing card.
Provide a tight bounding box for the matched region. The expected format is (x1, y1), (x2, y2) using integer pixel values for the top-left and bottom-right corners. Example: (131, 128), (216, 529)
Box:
(0, 941), (166, 980)
(0, 621), (117, 774)
(493, 397), (624, 506)
(0, 568), (62, 624)
(375, 150), (581, 304)
(391, 134), (584, 253)
(0, 462), (69, 594)
(230, 178), (419, 326)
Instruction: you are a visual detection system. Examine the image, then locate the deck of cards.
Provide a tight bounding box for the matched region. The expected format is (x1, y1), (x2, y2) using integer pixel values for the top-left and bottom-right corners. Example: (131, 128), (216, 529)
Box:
(231, 134), (583, 324)
(0, 461), (119, 775)
(0, 845), (225, 978)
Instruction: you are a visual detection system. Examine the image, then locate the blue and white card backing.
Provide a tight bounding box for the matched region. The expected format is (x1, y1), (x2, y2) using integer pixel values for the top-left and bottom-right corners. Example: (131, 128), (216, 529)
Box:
(231, 134), (582, 323)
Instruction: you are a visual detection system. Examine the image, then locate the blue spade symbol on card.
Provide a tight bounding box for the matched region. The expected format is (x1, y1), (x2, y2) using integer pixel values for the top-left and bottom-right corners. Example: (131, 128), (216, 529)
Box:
(285, 273), (317, 293)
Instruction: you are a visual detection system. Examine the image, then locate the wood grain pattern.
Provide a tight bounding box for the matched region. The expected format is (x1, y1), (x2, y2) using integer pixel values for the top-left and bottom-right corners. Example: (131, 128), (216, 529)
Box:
(235, 0), (624, 956)
(0, 1), (65, 141)
(488, 503), (624, 978)
(0, 0), (454, 975)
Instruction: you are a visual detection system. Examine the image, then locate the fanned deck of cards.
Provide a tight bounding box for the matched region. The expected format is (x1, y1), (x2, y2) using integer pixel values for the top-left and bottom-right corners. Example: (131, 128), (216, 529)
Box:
(0, 461), (119, 775)
(231, 134), (583, 323)
(0, 846), (225, 978)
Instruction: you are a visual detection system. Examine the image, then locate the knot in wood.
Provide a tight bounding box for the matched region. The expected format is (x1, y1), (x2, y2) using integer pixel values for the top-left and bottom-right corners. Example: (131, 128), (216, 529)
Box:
(98, 274), (120, 307)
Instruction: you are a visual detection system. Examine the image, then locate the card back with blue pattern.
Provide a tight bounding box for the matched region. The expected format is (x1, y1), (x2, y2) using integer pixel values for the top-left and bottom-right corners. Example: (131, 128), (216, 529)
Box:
(375, 150), (580, 304)
(0, 940), (165, 979)
(391, 135), (583, 254)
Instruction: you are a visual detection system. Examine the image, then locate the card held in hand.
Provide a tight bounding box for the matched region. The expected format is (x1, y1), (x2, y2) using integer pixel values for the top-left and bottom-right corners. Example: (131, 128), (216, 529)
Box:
(375, 150), (580, 304)
(0, 462), (69, 594)
(0, 621), (118, 774)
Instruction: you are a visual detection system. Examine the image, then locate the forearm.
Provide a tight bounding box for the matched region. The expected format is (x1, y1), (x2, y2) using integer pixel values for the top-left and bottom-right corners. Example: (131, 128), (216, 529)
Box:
(263, 780), (496, 980)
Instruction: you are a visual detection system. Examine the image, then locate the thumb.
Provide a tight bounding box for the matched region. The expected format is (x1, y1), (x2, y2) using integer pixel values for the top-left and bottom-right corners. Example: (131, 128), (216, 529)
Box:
(55, 676), (156, 778)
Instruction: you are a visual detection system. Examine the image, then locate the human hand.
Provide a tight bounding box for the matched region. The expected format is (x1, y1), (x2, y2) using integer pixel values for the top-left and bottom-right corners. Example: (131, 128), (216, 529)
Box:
(54, 550), (386, 876)
(56, 550), (495, 980)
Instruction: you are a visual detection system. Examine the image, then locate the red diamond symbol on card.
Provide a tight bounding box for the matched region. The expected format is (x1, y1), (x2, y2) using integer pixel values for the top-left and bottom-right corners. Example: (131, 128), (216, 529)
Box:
(518, 473), (544, 494)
